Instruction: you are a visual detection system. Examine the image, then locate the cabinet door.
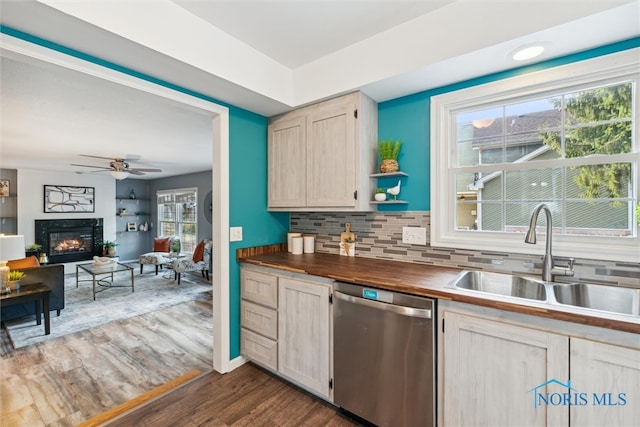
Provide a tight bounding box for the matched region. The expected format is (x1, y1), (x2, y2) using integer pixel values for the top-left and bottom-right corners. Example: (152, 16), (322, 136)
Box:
(268, 115), (307, 208)
(569, 338), (640, 426)
(278, 277), (331, 399)
(305, 96), (357, 208)
(443, 311), (568, 427)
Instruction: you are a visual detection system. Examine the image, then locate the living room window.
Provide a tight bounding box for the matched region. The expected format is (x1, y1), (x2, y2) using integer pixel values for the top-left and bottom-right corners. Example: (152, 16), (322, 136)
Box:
(157, 188), (198, 253)
(430, 49), (639, 263)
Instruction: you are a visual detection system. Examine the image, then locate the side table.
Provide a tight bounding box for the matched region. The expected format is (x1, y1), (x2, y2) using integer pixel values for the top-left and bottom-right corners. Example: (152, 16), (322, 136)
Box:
(0, 282), (51, 335)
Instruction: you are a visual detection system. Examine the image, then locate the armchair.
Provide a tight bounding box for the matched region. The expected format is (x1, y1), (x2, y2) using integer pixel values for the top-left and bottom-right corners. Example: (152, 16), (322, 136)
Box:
(138, 236), (175, 275)
(171, 240), (212, 284)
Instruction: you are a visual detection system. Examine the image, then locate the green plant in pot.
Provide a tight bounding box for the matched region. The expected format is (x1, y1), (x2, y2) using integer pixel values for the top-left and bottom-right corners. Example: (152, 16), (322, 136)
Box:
(374, 187), (387, 201)
(103, 241), (118, 257)
(378, 138), (402, 173)
(25, 243), (42, 257)
(171, 238), (181, 255)
(8, 270), (25, 291)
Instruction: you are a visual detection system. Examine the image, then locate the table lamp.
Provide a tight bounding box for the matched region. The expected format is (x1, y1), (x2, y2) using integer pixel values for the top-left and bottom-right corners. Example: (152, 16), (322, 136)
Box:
(0, 234), (26, 261)
(0, 234), (25, 291)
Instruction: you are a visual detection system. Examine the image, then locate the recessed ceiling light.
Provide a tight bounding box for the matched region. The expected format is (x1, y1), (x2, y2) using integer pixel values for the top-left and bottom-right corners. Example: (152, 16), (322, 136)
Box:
(511, 44), (545, 61)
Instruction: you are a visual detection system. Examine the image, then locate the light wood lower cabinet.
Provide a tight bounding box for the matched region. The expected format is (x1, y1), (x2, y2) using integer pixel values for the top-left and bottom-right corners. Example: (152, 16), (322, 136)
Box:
(569, 337), (640, 426)
(278, 276), (331, 400)
(240, 266), (333, 401)
(443, 311), (569, 427)
(440, 303), (640, 427)
(240, 269), (279, 370)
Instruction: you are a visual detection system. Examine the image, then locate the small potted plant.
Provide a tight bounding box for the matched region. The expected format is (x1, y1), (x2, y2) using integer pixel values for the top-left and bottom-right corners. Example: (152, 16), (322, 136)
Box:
(103, 241), (118, 257)
(25, 243), (42, 258)
(374, 188), (387, 202)
(378, 138), (402, 173)
(8, 270), (25, 291)
(170, 238), (181, 255)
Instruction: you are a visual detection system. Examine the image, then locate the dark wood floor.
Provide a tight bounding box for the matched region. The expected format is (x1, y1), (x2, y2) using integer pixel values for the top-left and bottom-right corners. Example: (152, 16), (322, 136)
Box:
(108, 363), (360, 427)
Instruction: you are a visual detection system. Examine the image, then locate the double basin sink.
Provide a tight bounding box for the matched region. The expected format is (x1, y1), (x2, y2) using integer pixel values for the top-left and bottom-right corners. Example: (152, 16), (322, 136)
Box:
(447, 270), (640, 318)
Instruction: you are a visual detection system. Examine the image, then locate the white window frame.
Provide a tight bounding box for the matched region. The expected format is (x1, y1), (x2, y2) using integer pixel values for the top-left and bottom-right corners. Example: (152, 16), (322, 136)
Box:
(431, 49), (640, 263)
(157, 187), (198, 253)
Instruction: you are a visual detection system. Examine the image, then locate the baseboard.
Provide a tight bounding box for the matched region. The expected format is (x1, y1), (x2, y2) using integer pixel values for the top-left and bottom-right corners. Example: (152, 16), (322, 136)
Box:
(227, 355), (247, 372)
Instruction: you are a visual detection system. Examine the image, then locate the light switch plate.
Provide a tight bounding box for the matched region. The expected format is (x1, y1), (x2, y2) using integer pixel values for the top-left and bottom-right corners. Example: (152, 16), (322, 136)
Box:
(402, 226), (427, 245)
(230, 226), (243, 242)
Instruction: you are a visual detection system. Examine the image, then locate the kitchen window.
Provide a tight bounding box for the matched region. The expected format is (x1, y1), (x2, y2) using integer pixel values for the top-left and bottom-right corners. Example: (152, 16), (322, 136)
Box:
(157, 188), (198, 253)
(431, 49), (639, 263)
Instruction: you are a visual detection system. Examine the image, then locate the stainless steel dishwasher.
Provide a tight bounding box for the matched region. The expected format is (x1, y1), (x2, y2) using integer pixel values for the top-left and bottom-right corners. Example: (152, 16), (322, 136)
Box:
(333, 282), (436, 427)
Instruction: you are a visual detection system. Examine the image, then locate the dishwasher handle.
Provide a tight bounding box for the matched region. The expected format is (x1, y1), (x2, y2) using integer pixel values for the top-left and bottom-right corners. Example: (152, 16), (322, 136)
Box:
(334, 290), (432, 319)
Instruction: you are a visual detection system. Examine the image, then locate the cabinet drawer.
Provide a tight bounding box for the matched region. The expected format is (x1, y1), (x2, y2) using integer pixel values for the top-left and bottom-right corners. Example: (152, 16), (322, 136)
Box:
(241, 270), (278, 308)
(241, 300), (277, 340)
(241, 328), (277, 371)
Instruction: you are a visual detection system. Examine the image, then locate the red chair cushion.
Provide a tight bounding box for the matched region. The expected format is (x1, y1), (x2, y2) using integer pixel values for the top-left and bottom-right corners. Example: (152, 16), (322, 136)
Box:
(192, 241), (205, 262)
(153, 237), (171, 252)
(7, 256), (40, 270)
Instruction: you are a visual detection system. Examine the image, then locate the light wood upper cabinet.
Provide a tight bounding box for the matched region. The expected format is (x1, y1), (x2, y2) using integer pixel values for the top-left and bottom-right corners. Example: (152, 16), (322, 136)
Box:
(268, 91), (377, 211)
(267, 115), (307, 208)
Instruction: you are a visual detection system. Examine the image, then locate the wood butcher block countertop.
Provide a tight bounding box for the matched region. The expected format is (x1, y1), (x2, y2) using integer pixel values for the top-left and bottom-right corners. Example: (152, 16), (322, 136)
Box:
(240, 252), (640, 334)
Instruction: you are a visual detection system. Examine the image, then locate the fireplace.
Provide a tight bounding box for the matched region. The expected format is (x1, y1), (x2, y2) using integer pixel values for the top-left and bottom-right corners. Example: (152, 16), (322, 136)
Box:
(35, 218), (104, 263)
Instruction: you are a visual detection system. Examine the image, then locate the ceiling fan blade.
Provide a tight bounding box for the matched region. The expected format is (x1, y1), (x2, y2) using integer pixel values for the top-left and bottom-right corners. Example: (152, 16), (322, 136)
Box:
(74, 169), (110, 174)
(129, 168), (162, 172)
(129, 170), (146, 176)
(80, 154), (142, 161)
(70, 163), (112, 170)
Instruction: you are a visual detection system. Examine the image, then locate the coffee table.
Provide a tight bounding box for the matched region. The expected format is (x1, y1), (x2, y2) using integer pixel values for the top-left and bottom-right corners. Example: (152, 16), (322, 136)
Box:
(76, 262), (135, 300)
(1, 282), (51, 335)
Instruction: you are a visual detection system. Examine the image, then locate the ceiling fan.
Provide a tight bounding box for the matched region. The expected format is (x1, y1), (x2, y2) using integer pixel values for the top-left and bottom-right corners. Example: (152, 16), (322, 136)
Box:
(71, 154), (162, 179)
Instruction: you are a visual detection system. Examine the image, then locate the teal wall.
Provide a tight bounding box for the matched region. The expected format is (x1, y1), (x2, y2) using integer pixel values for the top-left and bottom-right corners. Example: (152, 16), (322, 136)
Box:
(378, 37), (640, 213)
(0, 26), (289, 360)
(228, 108), (289, 357)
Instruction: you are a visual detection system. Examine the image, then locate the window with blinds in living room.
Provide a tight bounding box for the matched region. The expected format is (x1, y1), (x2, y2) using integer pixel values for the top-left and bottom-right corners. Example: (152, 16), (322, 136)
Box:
(157, 188), (198, 253)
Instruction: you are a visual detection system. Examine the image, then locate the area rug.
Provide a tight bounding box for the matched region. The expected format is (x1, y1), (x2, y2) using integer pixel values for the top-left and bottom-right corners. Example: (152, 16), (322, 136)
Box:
(4, 264), (212, 349)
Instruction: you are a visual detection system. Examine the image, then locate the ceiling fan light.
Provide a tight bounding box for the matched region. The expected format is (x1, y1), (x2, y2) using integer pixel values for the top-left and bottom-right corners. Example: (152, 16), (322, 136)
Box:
(110, 170), (130, 180)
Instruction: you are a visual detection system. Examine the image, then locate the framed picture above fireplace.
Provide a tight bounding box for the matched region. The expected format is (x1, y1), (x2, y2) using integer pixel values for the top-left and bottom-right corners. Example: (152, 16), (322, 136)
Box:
(44, 185), (95, 213)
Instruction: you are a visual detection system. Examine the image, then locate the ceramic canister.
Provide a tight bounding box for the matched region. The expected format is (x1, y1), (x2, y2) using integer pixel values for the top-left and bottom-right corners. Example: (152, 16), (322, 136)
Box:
(303, 235), (315, 253)
(291, 236), (304, 255)
(287, 232), (302, 252)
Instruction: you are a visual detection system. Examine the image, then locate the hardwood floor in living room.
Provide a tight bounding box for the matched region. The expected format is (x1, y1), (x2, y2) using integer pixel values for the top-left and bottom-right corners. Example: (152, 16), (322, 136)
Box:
(0, 274), (357, 427)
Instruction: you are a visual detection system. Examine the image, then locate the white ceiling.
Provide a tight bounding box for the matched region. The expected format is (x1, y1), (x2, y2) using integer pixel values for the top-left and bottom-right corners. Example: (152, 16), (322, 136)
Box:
(0, 0), (638, 179)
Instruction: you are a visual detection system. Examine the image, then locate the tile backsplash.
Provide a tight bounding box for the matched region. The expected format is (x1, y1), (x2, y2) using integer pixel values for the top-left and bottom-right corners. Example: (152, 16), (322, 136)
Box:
(291, 211), (640, 289)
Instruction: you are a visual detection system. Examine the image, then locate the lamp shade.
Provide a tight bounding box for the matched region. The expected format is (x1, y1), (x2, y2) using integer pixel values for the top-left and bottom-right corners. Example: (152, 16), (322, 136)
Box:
(110, 170), (130, 180)
(0, 234), (26, 261)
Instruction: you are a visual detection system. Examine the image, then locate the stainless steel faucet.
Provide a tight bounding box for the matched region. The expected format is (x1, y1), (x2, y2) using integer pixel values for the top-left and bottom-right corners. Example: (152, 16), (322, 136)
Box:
(525, 203), (574, 282)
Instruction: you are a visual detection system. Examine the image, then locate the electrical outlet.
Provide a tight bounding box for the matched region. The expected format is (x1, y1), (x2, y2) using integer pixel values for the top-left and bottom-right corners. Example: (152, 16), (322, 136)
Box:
(402, 227), (427, 245)
(229, 226), (243, 242)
